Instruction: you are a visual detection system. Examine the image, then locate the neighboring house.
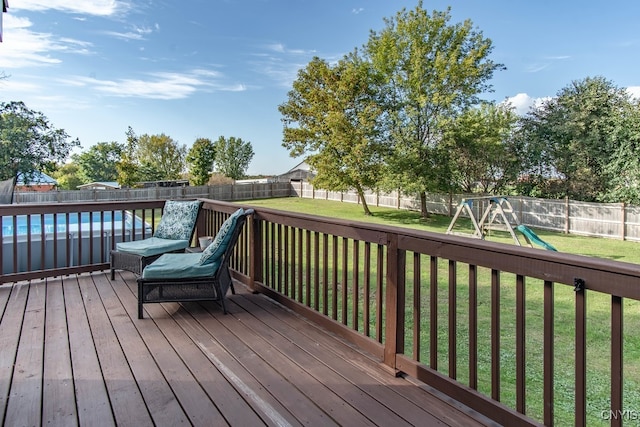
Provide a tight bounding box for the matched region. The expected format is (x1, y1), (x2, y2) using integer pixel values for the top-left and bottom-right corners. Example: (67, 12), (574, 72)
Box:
(77, 182), (121, 190)
(15, 171), (57, 192)
(277, 161), (315, 182)
(1, 0), (7, 42)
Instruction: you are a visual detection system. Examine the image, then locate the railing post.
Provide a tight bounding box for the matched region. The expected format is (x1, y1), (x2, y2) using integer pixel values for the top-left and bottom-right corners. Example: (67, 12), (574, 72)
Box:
(249, 214), (262, 293)
(384, 232), (405, 375)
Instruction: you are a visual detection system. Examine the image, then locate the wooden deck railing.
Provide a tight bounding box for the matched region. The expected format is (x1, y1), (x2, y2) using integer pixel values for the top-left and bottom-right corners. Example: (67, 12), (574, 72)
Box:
(1, 198), (639, 426)
(0, 200), (165, 282)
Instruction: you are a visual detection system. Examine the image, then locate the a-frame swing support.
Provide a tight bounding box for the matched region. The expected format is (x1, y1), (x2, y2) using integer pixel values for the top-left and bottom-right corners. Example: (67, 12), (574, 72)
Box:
(446, 197), (532, 247)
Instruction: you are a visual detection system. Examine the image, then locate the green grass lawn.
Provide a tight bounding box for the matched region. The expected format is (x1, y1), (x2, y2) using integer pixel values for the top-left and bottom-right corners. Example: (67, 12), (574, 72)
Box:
(243, 197), (640, 426)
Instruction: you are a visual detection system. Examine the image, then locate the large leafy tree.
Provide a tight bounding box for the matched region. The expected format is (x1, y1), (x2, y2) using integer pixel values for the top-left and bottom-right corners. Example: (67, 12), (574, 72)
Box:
(279, 53), (387, 215)
(137, 133), (186, 181)
(366, 3), (504, 217)
(212, 136), (254, 180)
(443, 103), (518, 194)
(0, 101), (79, 181)
(186, 137), (216, 185)
(514, 76), (629, 200)
(73, 141), (123, 183)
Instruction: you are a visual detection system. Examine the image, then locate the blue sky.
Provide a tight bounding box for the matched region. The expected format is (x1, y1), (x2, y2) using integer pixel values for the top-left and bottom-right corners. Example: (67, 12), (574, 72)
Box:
(2, 1), (640, 175)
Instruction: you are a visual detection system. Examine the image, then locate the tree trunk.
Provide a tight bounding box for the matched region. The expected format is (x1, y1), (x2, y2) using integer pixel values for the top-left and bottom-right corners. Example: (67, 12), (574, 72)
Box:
(356, 187), (373, 216)
(420, 191), (429, 219)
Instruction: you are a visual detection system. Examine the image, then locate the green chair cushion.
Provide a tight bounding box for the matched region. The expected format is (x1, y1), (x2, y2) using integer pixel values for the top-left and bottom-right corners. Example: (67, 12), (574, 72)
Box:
(141, 253), (221, 279)
(199, 208), (244, 265)
(116, 237), (189, 257)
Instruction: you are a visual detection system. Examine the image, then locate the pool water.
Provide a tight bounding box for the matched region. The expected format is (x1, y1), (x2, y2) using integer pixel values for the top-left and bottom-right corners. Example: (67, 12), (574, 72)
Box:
(1, 211), (150, 237)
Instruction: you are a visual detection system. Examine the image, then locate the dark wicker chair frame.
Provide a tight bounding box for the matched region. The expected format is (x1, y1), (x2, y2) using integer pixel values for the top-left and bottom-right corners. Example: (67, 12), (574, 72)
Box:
(110, 201), (202, 280)
(136, 209), (252, 319)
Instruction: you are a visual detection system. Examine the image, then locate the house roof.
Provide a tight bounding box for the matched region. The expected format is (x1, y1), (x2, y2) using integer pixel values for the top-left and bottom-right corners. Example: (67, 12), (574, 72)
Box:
(16, 171), (57, 186)
(77, 181), (121, 190)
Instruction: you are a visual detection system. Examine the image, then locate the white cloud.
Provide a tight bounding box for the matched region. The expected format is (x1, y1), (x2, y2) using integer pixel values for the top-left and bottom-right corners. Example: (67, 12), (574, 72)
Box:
(12, 0), (128, 17)
(0, 15), (90, 68)
(627, 86), (640, 100)
(61, 69), (243, 100)
(502, 93), (551, 115)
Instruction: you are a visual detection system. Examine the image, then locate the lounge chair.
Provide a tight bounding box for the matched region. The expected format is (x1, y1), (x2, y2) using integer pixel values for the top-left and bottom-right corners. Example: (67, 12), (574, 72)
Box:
(110, 199), (203, 279)
(0, 177), (15, 204)
(137, 208), (252, 319)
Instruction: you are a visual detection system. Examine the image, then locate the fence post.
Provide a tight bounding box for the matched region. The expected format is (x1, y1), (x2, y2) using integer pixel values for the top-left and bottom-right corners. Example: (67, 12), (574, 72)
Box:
(621, 202), (626, 240)
(565, 196), (570, 234)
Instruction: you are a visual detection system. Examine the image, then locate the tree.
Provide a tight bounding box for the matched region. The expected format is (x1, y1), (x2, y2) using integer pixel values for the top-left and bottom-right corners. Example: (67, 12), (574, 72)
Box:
(0, 101), (79, 181)
(73, 141), (123, 183)
(366, 3), (504, 217)
(279, 53), (387, 215)
(443, 103), (518, 194)
(599, 98), (640, 203)
(116, 126), (141, 187)
(212, 136), (254, 180)
(137, 133), (186, 181)
(51, 162), (85, 190)
(514, 76), (629, 201)
(186, 137), (216, 185)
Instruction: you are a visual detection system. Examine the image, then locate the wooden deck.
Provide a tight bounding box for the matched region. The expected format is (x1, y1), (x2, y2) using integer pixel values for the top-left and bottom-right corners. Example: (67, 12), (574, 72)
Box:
(0, 271), (496, 427)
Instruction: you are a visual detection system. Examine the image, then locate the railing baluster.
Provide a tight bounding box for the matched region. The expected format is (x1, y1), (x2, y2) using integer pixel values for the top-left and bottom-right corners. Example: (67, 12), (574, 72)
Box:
(516, 274), (526, 414)
(430, 255), (438, 370)
(341, 237), (348, 325)
(314, 231), (320, 311)
(290, 227), (296, 300)
(40, 214), (45, 269)
(271, 222), (278, 292)
(544, 280), (554, 426)
(283, 225), (289, 296)
(297, 228), (303, 302)
(575, 285), (587, 426)
(12, 216), (17, 273)
(26, 214), (32, 271)
(305, 229), (311, 307)
(352, 239), (359, 330)
(332, 235), (338, 320)
(413, 252), (421, 361)
(376, 243), (384, 343)
(491, 268), (501, 401)
(363, 241), (371, 336)
(322, 233), (329, 316)
(469, 264), (478, 390)
(449, 259), (457, 379)
(611, 295), (623, 427)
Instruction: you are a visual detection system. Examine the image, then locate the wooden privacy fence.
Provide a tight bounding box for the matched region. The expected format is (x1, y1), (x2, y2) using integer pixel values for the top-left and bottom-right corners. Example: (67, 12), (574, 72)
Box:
(13, 182), (293, 204)
(14, 180), (640, 240)
(293, 181), (640, 241)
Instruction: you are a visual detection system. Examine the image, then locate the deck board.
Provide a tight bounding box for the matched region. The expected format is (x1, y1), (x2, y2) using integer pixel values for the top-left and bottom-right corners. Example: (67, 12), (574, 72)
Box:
(0, 271), (497, 427)
(43, 278), (77, 427)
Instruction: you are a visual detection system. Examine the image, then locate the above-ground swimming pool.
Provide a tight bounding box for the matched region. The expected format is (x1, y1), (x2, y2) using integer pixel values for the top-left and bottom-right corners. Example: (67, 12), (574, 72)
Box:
(1, 211), (151, 237)
(2, 210), (153, 274)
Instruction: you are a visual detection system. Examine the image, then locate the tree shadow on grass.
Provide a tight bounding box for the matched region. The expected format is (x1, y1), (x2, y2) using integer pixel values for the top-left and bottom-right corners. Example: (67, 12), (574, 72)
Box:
(372, 210), (460, 231)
